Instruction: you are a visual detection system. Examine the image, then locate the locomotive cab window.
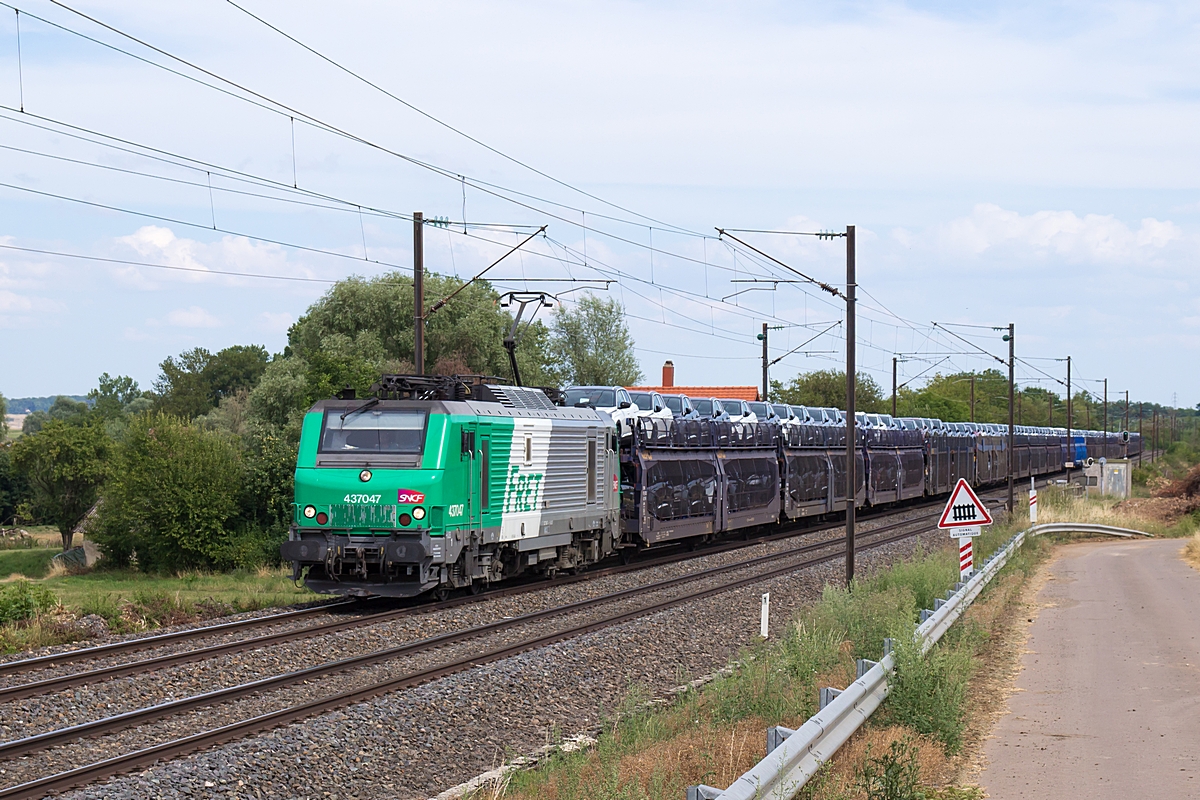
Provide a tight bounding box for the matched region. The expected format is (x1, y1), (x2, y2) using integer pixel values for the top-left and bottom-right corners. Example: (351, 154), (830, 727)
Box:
(319, 408), (427, 454)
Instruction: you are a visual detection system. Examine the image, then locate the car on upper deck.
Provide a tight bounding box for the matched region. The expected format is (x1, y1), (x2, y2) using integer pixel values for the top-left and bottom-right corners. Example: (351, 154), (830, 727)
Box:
(563, 385), (640, 436)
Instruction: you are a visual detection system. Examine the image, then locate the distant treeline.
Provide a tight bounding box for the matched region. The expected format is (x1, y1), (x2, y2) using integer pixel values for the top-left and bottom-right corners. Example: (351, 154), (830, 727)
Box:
(7, 396), (91, 414)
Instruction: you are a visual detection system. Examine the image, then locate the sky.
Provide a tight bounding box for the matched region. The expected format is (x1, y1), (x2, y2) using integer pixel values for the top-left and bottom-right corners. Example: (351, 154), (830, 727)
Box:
(1, 0), (1197, 409)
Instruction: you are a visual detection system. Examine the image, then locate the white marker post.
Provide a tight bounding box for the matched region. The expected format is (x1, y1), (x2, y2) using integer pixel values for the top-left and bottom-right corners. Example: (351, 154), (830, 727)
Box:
(1029, 477), (1038, 524)
(938, 479), (994, 580)
(760, 592), (770, 639)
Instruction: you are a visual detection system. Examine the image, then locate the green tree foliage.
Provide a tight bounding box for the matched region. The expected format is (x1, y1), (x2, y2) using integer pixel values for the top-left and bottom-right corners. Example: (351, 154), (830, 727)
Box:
(93, 414), (247, 571)
(11, 420), (110, 551)
(286, 271), (550, 379)
(0, 392), (7, 438)
(239, 426), (296, 536)
(88, 373), (145, 419)
(153, 345), (270, 419)
(772, 369), (885, 412)
(547, 294), (643, 386)
(253, 271), (556, 434)
(0, 443), (31, 525)
(21, 396), (91, 435)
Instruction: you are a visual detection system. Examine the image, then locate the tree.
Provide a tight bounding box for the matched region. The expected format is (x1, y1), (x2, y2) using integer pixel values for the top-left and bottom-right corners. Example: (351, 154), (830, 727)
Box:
(0, 392), (7, 438)
(21, 396), (91, 435)
(88, 374), (145, 419)
(154, 345), (270, 419)
(0, 442), (31, 526)
(547, 294), (642, 386)
(286, 271), (551, 379)
(11, 420), (110, 550)
(93, 414), (243, 571)
(772, 369), (885, 412)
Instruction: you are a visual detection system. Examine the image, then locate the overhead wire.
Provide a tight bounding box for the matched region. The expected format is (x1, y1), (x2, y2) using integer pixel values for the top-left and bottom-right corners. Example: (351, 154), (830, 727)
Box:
(1, 3), (1073, 386)
(23, 0), (724, 270)
(221, 0), (702, 240)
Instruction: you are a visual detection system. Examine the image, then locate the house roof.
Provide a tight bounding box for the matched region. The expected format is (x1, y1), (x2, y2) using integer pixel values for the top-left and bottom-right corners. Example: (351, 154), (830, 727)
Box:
(628, 385), (761, 401)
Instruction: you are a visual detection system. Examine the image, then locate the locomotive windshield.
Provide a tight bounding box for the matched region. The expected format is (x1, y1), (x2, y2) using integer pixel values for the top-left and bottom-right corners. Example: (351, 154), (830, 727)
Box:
(319, 408), (427, 454)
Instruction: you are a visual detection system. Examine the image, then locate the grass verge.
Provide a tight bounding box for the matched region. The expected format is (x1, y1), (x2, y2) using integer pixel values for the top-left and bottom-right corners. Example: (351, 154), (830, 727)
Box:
(0, 566), (318, 654)
(483, 517), (1039, 800)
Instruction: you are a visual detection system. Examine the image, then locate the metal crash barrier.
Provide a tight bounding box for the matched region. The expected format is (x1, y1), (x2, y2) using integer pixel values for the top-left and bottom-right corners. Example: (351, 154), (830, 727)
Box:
(687, 522), (1152, 800)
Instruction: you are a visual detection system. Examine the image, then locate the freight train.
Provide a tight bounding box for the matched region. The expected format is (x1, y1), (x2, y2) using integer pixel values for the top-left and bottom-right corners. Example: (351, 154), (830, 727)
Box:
(281, 375), (1141, 598)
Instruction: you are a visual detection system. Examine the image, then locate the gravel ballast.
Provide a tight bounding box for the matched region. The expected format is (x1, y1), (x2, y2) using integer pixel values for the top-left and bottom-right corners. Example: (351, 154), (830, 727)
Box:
(12, 516), (954, 800)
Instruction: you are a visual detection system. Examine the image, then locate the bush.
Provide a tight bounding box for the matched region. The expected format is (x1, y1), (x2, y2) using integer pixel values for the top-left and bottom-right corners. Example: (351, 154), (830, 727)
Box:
(0, 580), (59, 624)
(883, 630), (974, 754)
(856, 737), (923, 800)
(93, 414), (247, 572)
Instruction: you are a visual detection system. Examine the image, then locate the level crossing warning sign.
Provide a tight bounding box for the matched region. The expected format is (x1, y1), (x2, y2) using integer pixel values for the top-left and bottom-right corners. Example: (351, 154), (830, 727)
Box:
(938, 479), (993, 580)
(937, 478), (993, 534)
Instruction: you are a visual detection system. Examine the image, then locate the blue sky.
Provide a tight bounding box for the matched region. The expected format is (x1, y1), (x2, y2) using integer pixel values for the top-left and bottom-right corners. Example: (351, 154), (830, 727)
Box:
(1, 0), (1197, 408)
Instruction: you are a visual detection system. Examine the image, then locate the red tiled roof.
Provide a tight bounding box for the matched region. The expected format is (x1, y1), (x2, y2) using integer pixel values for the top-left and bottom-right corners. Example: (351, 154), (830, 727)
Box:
(629, 385), (760, 401)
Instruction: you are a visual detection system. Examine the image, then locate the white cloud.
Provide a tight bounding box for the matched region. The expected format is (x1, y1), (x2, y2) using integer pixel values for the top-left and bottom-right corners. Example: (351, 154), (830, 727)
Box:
(258, 311), (293, 332)
(0, 290), (33, 314)
(112, 226), (314, 289)
(938, 204), (1183, 262)
(152, 306), (222, 328)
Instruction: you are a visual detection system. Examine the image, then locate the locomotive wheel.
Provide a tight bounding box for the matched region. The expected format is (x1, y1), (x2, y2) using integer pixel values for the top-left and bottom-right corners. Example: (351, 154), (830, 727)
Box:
(469, 579), (484, 596)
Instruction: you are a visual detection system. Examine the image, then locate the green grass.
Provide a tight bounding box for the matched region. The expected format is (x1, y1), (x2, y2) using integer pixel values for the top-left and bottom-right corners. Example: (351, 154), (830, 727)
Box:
(492, 529), (1035, 800)
(0, 549), (57, 578)
(45, 567), (318, 628)
(0, 564), (320, 653)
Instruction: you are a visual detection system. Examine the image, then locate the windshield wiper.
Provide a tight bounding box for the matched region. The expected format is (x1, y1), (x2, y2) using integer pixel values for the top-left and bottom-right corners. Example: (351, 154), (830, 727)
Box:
(340, 396), (380, 421)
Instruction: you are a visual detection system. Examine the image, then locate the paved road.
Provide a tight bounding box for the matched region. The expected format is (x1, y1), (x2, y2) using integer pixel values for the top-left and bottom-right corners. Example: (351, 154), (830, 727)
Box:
(979, 538), (1200, 798)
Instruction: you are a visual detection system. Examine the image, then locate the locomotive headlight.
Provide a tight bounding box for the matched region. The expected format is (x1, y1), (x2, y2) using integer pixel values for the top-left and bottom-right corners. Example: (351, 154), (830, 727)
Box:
(411, 506), (426, 521)
(303, 505), (317, 519)
(359, 469), (372, 482)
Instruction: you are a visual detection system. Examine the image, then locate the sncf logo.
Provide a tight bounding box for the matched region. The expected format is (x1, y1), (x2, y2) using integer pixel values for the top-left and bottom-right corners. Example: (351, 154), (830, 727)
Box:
(397, 489), (426, 504)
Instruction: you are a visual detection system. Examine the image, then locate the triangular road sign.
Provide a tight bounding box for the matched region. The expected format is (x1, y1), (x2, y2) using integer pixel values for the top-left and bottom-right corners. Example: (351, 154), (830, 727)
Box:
(937, 479), (994, 529)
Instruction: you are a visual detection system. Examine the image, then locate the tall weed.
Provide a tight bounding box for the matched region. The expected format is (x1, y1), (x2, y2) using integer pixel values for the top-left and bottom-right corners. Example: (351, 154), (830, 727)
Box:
(0, 580), (59, 624)
(882, 629), (974, 754)
(808, 583), (917, 661)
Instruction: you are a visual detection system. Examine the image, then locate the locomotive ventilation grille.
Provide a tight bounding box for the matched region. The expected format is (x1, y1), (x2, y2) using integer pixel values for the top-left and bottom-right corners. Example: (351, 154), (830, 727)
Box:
(486, 385), (558, 411)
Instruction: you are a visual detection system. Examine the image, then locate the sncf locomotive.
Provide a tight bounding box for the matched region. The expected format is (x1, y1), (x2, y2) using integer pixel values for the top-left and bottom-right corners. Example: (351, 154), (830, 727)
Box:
(282, 375), (1141, 598)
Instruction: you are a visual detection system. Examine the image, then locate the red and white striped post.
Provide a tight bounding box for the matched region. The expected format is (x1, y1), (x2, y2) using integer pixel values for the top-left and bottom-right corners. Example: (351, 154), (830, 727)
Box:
(959, 537), (973, 579)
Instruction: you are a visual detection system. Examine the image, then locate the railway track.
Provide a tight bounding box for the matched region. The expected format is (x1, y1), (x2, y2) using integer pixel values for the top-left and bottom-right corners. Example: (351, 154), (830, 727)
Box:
(0, 480), (1038, 799)
(0, 490), (984, 687)
(0, 508), (962, 798)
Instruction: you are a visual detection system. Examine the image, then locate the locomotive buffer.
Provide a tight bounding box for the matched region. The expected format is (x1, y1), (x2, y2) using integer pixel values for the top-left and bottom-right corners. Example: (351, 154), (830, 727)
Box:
(937, 478), (994, 579)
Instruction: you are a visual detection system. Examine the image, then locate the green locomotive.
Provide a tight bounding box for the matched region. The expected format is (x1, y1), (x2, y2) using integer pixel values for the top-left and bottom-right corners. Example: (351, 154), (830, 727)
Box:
(282, 376), (619, 597)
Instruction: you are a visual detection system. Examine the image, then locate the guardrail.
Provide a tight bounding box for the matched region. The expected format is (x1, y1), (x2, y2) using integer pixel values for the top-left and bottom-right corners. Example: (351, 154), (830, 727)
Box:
(687, 522), (1151, 800)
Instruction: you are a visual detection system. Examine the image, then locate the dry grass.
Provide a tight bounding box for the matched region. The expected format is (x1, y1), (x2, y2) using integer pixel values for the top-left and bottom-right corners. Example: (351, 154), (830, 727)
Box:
(1182, 534), (1200, 573)
(1039, 485), (1197, 537)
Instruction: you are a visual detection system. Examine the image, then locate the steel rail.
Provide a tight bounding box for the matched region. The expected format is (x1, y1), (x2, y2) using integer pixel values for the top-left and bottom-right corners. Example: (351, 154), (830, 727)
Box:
(0, 495), (961, 689)
(0, 515), (939, 800)
(0, 600), (359, 679)
(0, 514), (932, 759)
